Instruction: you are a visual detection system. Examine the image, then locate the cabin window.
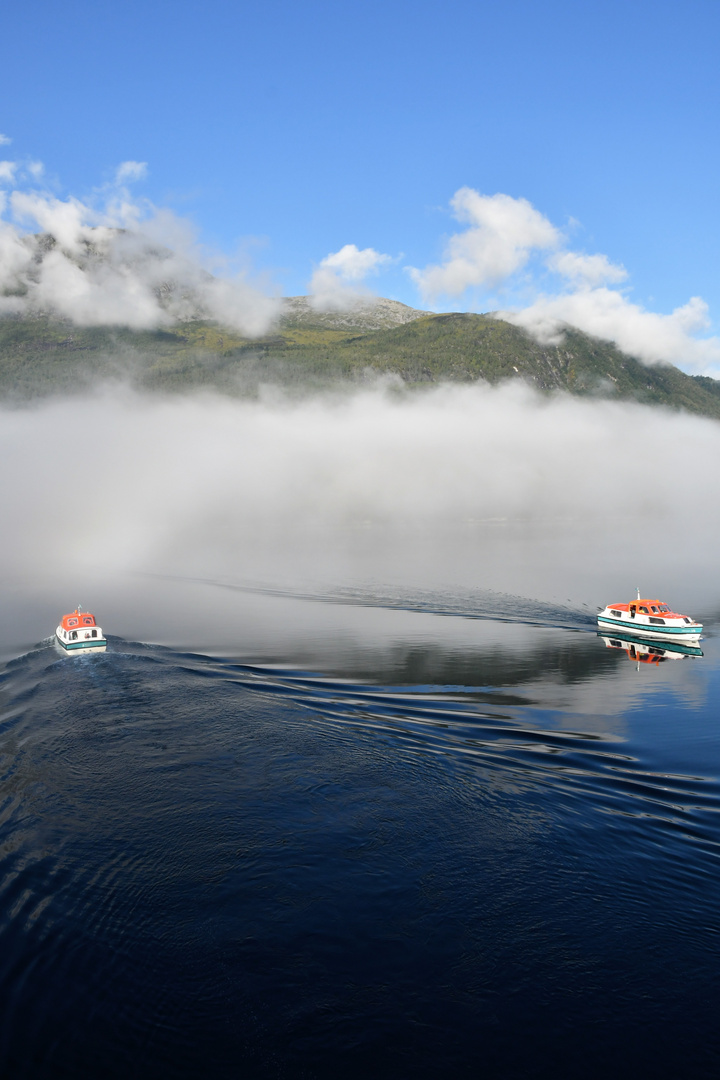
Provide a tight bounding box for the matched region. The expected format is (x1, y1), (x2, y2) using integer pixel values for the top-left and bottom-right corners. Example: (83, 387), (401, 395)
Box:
(684, 617), (691, 624)
(651, 606), (659, 613)
(658, 605), (669, 613)
(71, 631), (77, 640)
(649, 617), (665, 625)
(68, 618), (78, 626)
(611, 610), (622, 617)
(91, 630), (97, 638)
(639, 606), (649, 614)
(83, 617), (92, 625)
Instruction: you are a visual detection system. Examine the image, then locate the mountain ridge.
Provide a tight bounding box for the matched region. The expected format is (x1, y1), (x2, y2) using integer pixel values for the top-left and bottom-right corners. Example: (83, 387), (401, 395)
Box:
(0, 297), (719, 420)
(280, 295), (429, 332)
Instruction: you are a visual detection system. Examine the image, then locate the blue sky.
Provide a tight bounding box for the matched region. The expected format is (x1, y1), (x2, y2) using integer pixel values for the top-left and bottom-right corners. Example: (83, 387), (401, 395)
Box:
(2, 0), (720, 369)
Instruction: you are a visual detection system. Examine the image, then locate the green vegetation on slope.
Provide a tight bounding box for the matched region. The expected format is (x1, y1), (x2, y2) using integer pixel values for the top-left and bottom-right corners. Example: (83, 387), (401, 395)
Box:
(1, 305), (719, 420)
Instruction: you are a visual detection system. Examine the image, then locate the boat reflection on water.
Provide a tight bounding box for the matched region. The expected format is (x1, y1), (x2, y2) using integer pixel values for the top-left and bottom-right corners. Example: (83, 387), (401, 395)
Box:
(599, 629), (703, 664)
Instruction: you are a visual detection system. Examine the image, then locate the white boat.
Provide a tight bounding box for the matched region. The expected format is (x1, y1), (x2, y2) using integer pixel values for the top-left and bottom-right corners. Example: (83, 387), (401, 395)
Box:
(55, 607), (107, 653)
(597, 592), (702, 644)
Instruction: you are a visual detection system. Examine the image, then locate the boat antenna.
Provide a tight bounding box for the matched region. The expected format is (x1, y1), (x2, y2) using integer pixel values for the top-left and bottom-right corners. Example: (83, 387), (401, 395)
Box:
(636, 587), (641, 601)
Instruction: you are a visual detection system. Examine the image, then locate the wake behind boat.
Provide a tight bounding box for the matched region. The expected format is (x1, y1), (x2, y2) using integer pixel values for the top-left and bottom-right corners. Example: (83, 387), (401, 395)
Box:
(597, 592), (702, 644)
(55, 607), (107, 653)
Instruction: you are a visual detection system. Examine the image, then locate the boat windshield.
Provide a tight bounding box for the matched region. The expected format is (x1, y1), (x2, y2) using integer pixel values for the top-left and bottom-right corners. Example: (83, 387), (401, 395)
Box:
(658, 605), (670, 613)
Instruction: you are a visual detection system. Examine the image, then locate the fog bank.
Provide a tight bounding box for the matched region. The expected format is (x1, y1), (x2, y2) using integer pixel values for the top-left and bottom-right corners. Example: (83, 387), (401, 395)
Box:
(2, 383), (719, 617)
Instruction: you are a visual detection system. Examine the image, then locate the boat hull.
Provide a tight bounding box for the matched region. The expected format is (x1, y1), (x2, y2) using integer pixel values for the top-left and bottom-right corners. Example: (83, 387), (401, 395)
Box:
(55, 630), (107, 654)
(597, 614), (701, 644)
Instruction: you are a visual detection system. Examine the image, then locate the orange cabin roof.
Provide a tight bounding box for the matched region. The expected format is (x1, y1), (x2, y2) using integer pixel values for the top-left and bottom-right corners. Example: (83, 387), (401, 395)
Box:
(60, 610), (97, 630)
(608, 599), (680, 616)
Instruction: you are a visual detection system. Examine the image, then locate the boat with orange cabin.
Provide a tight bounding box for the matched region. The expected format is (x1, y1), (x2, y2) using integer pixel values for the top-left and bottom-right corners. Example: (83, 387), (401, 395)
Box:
(597, 591), (702, 644)
(55, 607), (107, 653)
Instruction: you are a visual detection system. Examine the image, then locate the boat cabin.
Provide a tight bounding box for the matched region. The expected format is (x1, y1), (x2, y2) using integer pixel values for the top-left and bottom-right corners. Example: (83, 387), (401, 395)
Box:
(606, 599), (694, 626)
(611, 599), (672, 616)
(58, 610), (102, 642)
(61, 611), (97, 631)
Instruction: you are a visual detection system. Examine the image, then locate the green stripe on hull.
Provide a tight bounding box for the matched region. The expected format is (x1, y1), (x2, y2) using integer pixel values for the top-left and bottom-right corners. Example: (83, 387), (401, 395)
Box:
(57, 639), (107, 651)
(597, 616), (701, 637)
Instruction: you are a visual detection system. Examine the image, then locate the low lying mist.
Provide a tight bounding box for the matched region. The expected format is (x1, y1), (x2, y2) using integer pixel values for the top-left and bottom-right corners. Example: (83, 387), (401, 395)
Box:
(2, 378), (719, 658)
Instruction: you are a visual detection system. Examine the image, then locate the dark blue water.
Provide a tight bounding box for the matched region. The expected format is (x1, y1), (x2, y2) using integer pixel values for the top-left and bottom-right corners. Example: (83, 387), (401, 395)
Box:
(1, 591), (719, 1079)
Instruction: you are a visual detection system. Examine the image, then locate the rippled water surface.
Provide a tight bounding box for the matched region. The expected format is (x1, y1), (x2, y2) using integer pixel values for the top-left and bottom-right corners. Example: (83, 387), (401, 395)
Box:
(1, 579), (719, 1079)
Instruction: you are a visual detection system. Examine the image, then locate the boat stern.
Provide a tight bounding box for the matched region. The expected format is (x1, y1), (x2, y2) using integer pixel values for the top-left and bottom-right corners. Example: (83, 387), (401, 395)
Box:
(55, 623), (107, 654)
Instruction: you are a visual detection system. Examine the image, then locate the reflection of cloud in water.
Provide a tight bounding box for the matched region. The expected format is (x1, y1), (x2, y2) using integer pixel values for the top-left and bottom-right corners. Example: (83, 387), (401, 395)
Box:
(0, 569), (711, 727)
(146, 645), (718, 859)
(155, 576), (713, 726)
(3, 570), (718, 867)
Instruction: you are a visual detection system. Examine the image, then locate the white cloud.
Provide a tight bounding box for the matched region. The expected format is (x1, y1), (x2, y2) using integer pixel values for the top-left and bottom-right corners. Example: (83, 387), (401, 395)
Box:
(0, 134), (10, 146)
(548, 250), (627, 287)
(0, 168), (279, 335)
(320, 244), (390, 282)
(498, 289), (720, 372)
(309, 243), (392, 311)
(411, 186), (720, 375)
(0, 222), (35, 307)
(0, 159), (43, 186)
(410, 188), (561, 301)
(115, 160), (148, 184)
(11, 190), (99, 254)
(0, 161), (17, 184)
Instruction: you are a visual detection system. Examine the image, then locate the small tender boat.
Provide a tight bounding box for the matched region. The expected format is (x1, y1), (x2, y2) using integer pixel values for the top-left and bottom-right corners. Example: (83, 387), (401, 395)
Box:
(55, 607), (107, 653)
(597, 592), (702, 644)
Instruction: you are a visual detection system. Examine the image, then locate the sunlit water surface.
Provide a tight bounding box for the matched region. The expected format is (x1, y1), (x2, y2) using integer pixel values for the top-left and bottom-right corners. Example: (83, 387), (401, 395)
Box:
(1, 573), (719, 1079)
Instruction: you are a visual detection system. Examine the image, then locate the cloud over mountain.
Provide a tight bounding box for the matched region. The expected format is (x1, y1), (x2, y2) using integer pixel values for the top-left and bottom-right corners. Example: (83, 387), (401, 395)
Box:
(309, 243), (393, 311)
(2, 153), (720, 377)
(499, 290), (719, 371)
(409, 189), (560, 298)
(0, 161), (279, 336)
(410, 187), (720, 376)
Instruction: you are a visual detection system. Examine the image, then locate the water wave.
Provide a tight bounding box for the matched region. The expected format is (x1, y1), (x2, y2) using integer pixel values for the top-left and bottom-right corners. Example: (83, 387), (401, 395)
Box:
(1, 637), (719, 1078)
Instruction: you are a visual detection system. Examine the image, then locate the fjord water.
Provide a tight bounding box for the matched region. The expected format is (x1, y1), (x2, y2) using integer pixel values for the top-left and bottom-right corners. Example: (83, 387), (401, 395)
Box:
(2, 385), (720, 1077)
(1, 569), (719, 1079)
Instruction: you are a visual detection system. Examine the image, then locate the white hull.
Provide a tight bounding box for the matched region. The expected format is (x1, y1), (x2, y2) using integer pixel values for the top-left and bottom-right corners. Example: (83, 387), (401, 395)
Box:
(55, 626), (107, 654)
(597, 614), (701, 645)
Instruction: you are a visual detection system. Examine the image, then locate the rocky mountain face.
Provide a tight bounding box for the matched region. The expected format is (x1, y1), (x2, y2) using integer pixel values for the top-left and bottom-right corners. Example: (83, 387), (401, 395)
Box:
(280, 296), (431, 332)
